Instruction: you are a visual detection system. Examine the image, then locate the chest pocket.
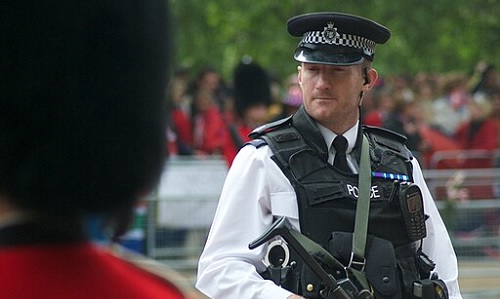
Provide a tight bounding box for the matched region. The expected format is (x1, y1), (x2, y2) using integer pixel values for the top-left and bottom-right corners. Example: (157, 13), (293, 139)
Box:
(289, 149), (357, 207)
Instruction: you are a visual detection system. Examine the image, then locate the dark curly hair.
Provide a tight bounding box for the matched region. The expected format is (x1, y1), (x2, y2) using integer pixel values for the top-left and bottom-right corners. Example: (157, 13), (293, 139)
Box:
(0, 1), (171, 221)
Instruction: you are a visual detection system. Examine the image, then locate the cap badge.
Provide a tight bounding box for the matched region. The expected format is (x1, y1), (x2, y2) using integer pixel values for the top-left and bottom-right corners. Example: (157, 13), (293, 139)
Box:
(322, 22), (338, 42)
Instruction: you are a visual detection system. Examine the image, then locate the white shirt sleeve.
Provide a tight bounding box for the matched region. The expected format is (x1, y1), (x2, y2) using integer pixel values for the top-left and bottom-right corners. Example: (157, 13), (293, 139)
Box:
(412, 158), (463, 299)
(196, 144), (298, 299)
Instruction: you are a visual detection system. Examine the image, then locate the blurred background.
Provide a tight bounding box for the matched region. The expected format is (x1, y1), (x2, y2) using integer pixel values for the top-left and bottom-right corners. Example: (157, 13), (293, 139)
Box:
(169, 0), (499, 80)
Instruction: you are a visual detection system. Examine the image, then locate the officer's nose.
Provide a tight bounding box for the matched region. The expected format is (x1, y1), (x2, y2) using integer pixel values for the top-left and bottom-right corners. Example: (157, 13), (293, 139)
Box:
(316, 71), (332, 90)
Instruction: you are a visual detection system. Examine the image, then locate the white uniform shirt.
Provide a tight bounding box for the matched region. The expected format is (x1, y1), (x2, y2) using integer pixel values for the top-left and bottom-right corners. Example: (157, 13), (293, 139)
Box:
(196, 123), (463, 299)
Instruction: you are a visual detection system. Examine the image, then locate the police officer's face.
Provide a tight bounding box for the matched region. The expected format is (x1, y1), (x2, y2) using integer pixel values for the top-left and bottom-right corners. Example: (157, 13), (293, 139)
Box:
(298, 62), (376, 133)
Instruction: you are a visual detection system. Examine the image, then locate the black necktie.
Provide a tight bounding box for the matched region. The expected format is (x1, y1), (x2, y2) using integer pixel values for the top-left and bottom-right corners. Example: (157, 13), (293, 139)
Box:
(332, 135), (350, 173)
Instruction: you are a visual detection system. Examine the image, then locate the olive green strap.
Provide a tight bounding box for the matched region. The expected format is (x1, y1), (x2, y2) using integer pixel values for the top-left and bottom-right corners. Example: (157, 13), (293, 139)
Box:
(351, 135), (371, 269)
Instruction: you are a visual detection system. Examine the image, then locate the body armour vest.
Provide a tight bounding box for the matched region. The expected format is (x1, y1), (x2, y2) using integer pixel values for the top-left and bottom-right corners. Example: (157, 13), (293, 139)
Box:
(249, 106), (428, 299)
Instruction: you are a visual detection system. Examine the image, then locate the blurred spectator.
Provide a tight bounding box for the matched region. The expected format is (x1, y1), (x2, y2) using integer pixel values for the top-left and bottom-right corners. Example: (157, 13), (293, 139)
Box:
(491, 88), (500, 150)
(492, 88), (500, 200)
(188, 66), (228, 113)
(272, 73), (303, 121)
(412, 72), (439, 124)
(266, 74), (286, 121)
(363, 87), (394, 127)
(431, 73), (472, 136)
(455, 96), (497, 149)
(469, 62), (498, 99)
(167, 69), (194, 156)
(279, 85), (303, 117)
(192, 89), (228, 156)
(453, 97), (497, 168)
(389, 73), (414, 103)
(382, 95), (424, 159)
(224, 60), (272, 165)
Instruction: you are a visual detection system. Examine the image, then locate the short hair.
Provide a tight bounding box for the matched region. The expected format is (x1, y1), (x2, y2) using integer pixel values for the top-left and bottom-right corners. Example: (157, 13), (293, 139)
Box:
(0, 1), (172, 215)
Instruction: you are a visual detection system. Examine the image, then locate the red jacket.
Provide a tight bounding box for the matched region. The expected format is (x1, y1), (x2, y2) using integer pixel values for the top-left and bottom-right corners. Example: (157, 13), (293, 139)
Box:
(454, 118), (498, 168)
(0, 242), (185, 299)
(192, 105), (228, 155)
(170, 108), (194, 155)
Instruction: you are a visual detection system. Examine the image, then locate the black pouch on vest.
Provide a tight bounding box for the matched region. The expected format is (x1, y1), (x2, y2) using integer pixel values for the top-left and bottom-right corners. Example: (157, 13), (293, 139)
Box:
(327, 232), (402, 299)
(412, 279), (449, 299)
(300, 264), (323, 298)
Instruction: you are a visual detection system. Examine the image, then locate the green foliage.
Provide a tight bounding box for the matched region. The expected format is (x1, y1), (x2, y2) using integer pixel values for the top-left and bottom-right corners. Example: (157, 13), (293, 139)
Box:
(171, 0), (500, 83)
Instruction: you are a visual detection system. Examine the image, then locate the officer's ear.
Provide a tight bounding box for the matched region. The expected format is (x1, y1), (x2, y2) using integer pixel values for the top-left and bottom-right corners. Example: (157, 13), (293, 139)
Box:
(359, 67), (378, 106)
(362, 67), (378, 91)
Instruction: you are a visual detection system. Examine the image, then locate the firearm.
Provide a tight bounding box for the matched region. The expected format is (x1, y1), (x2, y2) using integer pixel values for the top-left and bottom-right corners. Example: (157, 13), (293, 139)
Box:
(249, 216), (373, 299)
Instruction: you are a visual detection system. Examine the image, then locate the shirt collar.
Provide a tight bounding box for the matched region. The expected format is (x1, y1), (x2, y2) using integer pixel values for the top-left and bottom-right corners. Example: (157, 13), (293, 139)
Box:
(317, 121), (359, 154)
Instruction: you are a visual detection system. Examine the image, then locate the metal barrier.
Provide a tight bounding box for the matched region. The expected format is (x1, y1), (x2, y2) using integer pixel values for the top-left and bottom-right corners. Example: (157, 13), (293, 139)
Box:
(428, 149), (500, 170)
(133, 157), (500, 297)
(145, 156), (228, 272)
(424, 168), (500, 261)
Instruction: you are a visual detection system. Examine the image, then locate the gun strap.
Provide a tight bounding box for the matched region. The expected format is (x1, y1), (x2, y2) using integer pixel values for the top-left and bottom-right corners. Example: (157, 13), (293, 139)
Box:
(351, 135), (371, 269)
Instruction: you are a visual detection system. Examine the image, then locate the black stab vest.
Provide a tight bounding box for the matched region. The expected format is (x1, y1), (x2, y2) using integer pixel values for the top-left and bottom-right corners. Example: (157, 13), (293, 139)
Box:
(250, 106), (415, 248)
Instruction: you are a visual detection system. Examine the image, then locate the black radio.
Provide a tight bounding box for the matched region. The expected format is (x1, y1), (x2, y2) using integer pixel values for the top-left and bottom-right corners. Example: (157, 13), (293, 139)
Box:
(399, 182), (427, 242)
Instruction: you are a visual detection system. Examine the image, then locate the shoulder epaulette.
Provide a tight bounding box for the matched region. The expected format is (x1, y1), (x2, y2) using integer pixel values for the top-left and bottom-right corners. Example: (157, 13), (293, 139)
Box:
(363, 125), (407, 143)
(245, 138), (267, 148)
(249, 116), (293, 139)
(363, 125), (412, 159)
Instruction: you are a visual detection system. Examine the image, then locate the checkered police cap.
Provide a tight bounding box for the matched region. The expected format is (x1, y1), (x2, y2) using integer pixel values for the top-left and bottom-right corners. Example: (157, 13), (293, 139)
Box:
(287, 12), (391, 65)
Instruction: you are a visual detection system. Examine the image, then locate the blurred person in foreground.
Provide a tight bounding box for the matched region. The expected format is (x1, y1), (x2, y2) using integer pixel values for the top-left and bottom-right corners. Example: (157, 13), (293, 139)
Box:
(0, 1), (189, 298)
(196, 12), (461, 299)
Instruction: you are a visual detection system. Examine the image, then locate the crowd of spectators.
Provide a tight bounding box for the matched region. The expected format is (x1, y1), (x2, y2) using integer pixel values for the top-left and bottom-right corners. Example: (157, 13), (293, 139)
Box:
(165, 61), (500, 170)
(161, 61), (500, 255)
(165, 61), (292, 166)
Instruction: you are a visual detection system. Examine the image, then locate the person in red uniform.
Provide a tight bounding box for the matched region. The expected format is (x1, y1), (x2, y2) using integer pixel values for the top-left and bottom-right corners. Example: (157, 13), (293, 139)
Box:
(0, 1), (187, 299)
(224, 60), (272, 165)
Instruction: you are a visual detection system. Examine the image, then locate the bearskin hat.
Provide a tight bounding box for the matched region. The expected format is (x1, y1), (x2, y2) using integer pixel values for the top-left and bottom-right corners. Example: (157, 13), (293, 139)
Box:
(233, 60), (272, 117)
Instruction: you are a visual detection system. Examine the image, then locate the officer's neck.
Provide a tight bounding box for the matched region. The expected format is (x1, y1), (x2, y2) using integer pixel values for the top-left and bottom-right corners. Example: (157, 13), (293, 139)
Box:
(318, 115), (359, 136)
(318, 121), (359, 152)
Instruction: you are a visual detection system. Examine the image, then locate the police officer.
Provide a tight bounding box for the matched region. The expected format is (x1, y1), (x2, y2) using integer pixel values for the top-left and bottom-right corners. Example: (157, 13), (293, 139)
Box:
(196, 12), (462, 299)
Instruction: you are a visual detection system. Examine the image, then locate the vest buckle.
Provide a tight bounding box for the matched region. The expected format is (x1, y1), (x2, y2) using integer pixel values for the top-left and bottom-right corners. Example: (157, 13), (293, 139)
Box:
(348, 252), (365, 271)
